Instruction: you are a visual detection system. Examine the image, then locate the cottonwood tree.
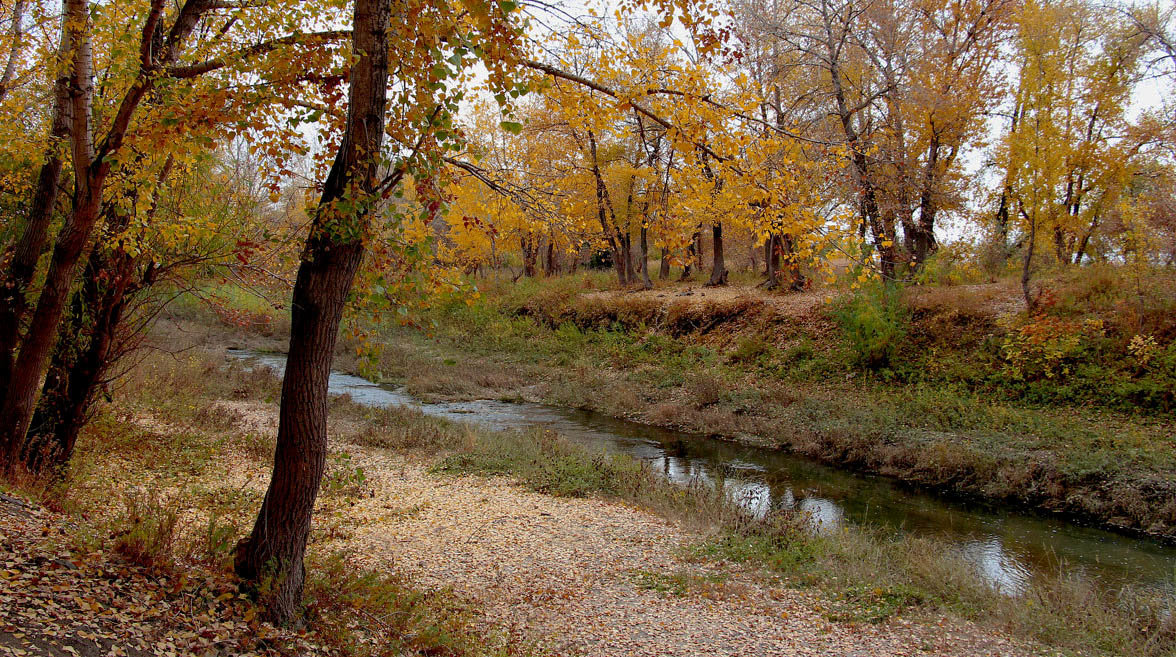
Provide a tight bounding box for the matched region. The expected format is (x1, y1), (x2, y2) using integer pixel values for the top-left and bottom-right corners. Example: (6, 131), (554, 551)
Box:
(997, 0), (1167, 308)
(0, 0), (350, 470)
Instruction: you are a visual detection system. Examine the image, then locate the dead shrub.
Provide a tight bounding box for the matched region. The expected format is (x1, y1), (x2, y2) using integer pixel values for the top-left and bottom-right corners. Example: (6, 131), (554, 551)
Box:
(111, 492), (182, 570)
(687, 374), (724, 409)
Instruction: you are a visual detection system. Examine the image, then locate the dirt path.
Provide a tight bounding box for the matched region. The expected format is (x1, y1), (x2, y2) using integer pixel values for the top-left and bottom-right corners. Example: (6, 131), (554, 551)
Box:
(224, 401), (1036, 657)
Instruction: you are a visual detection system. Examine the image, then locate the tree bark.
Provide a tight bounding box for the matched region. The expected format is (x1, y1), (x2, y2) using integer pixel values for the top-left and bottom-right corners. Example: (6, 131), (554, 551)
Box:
(1019, 203), (1037, 312)
(705, 222), (727, 287)
(779, 233), (806, 291)
(24, 240), (139, 473)
(911, 134), (942, 268)
(0, 0), (100, 464)
(638, 224), (653, 289)
(764, 234), (780, 289)
(0, 8), (73, 404)
(658, 247), (670, 279)
(543, 235), (556, 276)
(0, 0), (27, 104)
(234, 0), (390, 625)
(679, 229), (699, 281)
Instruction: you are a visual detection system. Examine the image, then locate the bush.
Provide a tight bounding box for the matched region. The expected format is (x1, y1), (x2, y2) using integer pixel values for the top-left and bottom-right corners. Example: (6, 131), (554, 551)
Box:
(833, 282), (909, 370)
(111, 493), (181, 570)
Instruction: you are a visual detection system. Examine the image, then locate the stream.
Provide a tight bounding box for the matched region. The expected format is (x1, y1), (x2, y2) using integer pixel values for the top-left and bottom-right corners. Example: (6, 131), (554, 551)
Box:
(230, 349), (1176, 595)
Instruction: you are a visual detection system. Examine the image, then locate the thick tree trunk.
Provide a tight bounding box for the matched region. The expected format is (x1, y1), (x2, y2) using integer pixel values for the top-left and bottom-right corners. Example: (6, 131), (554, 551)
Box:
(911, 135), (941, 268)
(521, 234), (538, 277)
(705, 222), (727, 287)
(24, 245), (137, 473)
(779, 233), (806, 291)
(0, 0), (99, 464)
(235, 0), (389, 625)
(658, 247), (670, 279)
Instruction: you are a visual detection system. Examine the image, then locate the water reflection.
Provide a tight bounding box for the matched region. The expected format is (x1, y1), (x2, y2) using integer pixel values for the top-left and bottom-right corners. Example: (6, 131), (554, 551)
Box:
(229, 350), (1175, 594)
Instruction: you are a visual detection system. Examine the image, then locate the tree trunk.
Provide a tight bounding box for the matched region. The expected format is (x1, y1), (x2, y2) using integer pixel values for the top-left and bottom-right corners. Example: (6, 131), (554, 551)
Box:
(24, 244), (138, 473)
(521, 234), (537, 277)
(779, 233), (806, 291)
(764, 234), (780, 289)
(0, 0), (99, 464)
(0, 8), (73, 403)
(1020, 204), (1037, 312)
(705, 222), (727, 287)
(911, 135), (941, 268)
(638, 224), (652, 290)
(0, 0), (26, 104)
(658, 247), (670, 279)
(543, 236), (556, 276)
(234, 0), (389, 625)
(679, 230), (699, 281)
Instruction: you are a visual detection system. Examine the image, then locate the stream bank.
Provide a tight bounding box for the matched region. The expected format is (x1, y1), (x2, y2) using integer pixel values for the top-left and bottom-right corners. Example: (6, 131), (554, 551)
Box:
(234, 349), (1176, 598)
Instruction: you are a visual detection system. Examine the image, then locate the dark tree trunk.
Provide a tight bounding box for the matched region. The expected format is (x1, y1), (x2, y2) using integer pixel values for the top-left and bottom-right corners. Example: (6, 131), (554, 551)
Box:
(658, 247), (670, 279)
(705, 222), (727, 287)
(24, 244), (138, 473)
(1073, 216), (1098, 265)
(994, 189), (1011, 257)
(521, 234), (538, 277)
(543, 236), (556, 276)
(911, 135), (941, 268)
(234, 0), (389, 625)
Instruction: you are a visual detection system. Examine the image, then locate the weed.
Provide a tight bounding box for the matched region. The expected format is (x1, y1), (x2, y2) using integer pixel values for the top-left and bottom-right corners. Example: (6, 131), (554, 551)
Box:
(110, 492), (182, 571)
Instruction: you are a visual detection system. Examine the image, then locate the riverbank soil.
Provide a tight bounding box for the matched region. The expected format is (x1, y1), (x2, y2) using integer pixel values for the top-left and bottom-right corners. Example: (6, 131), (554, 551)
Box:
(334, 270), (1176, 543)
(0, 346), (1040, 657)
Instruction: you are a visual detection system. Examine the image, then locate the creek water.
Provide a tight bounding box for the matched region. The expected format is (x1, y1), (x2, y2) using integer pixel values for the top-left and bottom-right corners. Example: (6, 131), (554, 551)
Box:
(230, 349), (1176, 595)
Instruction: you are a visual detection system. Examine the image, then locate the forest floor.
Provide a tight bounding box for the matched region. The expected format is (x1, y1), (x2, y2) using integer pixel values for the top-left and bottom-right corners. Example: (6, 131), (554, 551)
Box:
(0, 349), (1040, 656)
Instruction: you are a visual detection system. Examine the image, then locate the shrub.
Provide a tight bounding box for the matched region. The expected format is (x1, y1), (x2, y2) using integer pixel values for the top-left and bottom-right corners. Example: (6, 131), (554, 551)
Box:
(727, 336), (773, 367)
(999, 314), (1103, 381)
(832, 282), (909, 370)
(111, 493), (182, 570)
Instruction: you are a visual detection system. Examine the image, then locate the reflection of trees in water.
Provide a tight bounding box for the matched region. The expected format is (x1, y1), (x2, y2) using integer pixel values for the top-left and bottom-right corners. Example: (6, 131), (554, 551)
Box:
(959, 537), (1030, 595)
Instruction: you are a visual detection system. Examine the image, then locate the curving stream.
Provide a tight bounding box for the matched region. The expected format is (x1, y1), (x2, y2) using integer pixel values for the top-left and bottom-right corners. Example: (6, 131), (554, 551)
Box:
(230, 349), (1176, 595)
